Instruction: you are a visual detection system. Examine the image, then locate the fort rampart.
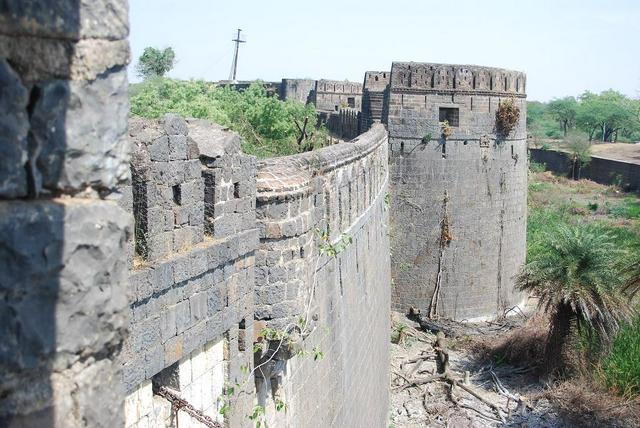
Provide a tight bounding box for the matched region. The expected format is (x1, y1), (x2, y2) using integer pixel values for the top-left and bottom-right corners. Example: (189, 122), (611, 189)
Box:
(386, 62), (528, 320)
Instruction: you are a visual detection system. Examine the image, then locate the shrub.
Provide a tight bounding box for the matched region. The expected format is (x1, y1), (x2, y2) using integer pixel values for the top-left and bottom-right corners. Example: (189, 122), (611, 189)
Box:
(529, 161), (546, 173)
(516, 222), (636, 375)
(130, 77), (328, 158)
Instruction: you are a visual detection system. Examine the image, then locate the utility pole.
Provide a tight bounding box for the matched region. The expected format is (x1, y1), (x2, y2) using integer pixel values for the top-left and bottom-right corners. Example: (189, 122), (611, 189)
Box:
(229, 28), (246, 81)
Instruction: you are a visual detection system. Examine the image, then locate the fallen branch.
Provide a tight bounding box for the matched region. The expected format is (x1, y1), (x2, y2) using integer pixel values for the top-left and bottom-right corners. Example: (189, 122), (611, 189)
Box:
(453, 378), (506, 423)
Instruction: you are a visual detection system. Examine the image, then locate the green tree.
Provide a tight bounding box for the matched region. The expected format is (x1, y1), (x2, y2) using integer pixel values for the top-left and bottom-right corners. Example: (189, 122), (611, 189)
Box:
(129, 78), (327, 157)
(548, 96), (577, 136)
(563, 130), (591, 179)
(576, 90), (637, 142)
(527, 101), (564, 139)
(516, 223), (637, 376)
(136, 47), (176, 79)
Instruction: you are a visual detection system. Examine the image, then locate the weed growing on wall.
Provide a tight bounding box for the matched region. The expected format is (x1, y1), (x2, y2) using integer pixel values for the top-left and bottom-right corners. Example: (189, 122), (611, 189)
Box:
(496, 97), (520, 136)
(316, 228), (353, 257)
(217, 227), (355, 424)
(440, 121), (453, 139)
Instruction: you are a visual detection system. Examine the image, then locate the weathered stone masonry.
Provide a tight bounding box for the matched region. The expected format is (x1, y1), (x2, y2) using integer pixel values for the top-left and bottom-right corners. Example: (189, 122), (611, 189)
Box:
(120, 115), (257, 427)
(1, 2), (530, 426)
(119, 116), (391, 428)
(0, 1), (131, 426)
(255, 124), (391, 427)
(385, 62), (528, 320)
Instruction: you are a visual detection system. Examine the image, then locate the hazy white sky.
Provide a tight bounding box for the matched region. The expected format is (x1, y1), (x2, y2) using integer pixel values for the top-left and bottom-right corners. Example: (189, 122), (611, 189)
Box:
(129, 0), (640, 101)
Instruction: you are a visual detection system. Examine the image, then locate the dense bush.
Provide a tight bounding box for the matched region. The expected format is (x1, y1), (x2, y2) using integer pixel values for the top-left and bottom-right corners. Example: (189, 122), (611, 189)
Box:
(130, 78), (328, 158)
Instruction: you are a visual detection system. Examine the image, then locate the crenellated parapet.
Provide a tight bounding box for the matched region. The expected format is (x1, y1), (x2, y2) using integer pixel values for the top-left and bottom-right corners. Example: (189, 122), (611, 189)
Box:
(390, 62), (526, 97)
(314, 79), (363, 112)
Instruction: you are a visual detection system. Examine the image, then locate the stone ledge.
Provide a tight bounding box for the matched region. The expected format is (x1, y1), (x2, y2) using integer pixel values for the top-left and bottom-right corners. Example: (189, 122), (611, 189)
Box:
(257, 124), (388, 196)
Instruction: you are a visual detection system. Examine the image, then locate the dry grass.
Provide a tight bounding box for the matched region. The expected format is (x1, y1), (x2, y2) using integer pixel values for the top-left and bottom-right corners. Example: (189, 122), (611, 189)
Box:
(471, 314), (549, 369)
(469, 315), (640, 426)
(541, 379), (640, 427)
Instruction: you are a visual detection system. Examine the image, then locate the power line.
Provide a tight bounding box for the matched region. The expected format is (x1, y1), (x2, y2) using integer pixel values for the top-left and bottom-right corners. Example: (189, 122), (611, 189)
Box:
(228, 28), (246, 81)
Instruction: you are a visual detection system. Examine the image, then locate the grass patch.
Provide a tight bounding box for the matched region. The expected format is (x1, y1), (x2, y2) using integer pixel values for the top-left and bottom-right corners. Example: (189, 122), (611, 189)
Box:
(610, 198), (640, 220)
(600, 316), (640, 397)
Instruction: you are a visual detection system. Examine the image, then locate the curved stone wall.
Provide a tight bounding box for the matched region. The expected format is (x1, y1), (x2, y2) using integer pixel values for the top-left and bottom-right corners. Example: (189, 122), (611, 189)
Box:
(255, 124), (391, 427)
(386, 62), (528, 320)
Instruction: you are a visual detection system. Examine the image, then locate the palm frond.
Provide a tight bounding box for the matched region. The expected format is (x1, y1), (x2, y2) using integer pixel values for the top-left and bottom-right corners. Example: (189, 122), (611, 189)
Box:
(516, 222), (634, 341)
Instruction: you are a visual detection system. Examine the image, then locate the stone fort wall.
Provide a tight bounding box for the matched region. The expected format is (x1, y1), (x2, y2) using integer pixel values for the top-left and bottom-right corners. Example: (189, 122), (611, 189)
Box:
(530, 148), (640, 192)
(386, 62), (528, 320)
(0, 1), (131, 426)
(1, 2), (532, 426)
(119, 116), (391, 428)
(361, 71), (391, 132)
(254, 124), (390, 427)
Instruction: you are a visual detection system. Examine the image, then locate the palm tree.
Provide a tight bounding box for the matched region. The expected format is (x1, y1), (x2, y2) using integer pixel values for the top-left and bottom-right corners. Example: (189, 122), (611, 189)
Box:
(516, 223), (637, 376)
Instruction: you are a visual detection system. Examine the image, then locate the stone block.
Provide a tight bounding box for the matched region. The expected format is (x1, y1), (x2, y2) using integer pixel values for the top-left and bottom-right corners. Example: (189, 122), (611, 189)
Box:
(189, 293), (207, 323)
(163, 113), (188, 136)
(185, 159), (202, 180)
(0, 59), (29, 198)
(0, 0), (129, 40)
(149, 136), (170, 162)
(169, 135), (188, 161)
(130, 268), (152, 302)
(207, 286), (224, 315)
(57, 69), (129, 192)
(160, 305), (178, 343)
(0, 199), (129, 376)
(144, 345), (164, 379)
(174, 226), (195, 252)
(175, 300), (191, 334)
(147, 231), (172, 261)
(173, 256), (191, 284)
(151, 262), (173, 294)
(190, 248), (208, 277)
(164, 335), (184, 366)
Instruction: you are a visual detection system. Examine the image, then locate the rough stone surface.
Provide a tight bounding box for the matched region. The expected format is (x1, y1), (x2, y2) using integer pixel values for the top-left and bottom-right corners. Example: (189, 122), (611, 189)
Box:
(0, 199), (130, 425)
(0, 58), (29, 198)
(0, 3), (132, 426)
(386, 61), (528, 320)
(0, 0), (129, 40)
(254, 124), (391, 427)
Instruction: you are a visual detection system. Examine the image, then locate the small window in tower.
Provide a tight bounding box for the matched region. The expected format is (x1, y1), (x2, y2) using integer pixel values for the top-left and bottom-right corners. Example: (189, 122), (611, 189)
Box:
(172, 184), (182, 205)
(439, 107), (459, 127)
(347, 97), (355, 108)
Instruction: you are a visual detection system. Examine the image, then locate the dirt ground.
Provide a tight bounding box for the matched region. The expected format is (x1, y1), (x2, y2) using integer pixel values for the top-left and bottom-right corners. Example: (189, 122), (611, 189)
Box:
(531, 139), (640, 164)
(388, 312), (639, 428)
(589, 143), (640, 164)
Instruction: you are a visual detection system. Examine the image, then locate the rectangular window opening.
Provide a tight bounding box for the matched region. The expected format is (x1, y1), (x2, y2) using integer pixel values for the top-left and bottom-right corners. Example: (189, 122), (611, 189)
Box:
(347, 97), (355, 108)
(233, 182), (240, 199)
(439, 107), (459, 127)
(238, 319), (246, 352)
(172, 184), (182, 205)
(152, 361), (180, 392)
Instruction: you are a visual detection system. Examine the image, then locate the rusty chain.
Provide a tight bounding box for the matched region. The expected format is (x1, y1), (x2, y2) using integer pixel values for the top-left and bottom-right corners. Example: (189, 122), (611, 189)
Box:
(157, 385), (223, 428)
